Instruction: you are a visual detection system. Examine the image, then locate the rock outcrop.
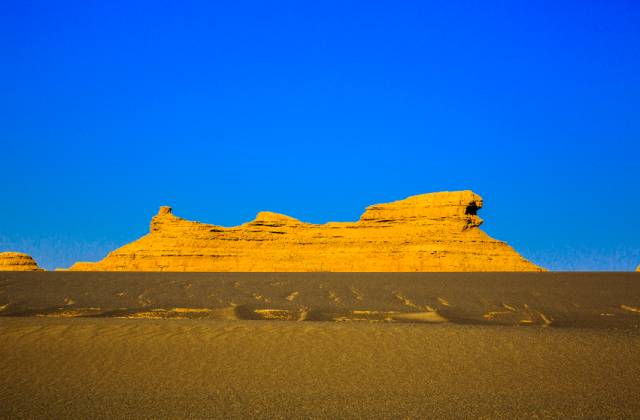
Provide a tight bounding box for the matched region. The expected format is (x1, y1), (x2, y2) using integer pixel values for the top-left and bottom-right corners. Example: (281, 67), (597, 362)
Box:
(0, 252), (43, 271)
(69, 191), (543, 272)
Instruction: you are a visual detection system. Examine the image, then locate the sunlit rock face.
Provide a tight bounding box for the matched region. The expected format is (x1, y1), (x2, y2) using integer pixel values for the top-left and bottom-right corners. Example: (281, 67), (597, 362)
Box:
(69, 191), (543, 272)
(0, 252), (43, 271)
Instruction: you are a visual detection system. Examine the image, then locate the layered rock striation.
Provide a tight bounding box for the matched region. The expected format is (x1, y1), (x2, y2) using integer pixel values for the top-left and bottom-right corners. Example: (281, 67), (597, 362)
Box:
(0, 252), (43, 271)
(70, 191), (543, 272)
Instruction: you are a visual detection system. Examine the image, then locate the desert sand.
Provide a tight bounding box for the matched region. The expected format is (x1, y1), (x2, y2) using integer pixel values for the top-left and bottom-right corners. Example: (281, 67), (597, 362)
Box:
(1, 272), (640, 419)
(1, 318), (639, 419)
(1, 272), (639, 328)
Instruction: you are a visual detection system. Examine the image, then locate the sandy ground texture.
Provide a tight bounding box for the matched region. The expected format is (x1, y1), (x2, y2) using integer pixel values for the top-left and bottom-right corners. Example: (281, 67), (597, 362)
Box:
(0, 317), (639, 419)
(1, 272), (640, 327)
(1, 272), (639, 418)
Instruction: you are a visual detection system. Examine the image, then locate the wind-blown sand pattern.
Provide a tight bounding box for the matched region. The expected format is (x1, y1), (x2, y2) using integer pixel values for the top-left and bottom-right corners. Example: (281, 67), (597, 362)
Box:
(2, 272), (639, 328)
(1, 271), (640, 418)
(68, 190), (542, 271)
(1, 318), (639, 419)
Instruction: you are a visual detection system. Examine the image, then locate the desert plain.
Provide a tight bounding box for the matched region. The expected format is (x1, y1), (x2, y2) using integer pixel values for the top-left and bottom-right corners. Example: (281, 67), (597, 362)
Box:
(1, 271), (639, 419)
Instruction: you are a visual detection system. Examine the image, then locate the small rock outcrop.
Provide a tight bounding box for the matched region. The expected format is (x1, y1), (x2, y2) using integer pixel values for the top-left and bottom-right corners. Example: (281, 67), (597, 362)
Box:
(69, 190), (543, 272)
(0, 252), (43, 271)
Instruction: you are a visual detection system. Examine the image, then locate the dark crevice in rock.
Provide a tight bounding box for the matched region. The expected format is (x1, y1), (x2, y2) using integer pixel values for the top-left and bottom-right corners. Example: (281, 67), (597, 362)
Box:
(465, 202), (480, 216)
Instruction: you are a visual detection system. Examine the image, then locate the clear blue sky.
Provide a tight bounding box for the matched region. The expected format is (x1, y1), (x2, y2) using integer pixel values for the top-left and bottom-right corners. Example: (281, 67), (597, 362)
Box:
(1, 1), (638, 270)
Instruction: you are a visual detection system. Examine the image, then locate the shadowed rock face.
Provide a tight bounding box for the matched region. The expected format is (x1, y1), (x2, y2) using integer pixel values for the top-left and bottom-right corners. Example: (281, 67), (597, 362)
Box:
(0, 252), (43, 271)
(69, 190), (543, 272)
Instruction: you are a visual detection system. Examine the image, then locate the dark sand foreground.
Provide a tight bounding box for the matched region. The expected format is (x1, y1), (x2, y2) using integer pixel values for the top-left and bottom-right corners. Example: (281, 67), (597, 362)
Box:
(1, 272), (639, 418)
(2, 272), (640, 327)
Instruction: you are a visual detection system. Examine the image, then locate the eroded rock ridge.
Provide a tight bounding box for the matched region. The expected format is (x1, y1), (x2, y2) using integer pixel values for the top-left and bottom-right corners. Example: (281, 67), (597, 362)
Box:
(0, 252), (43, 271)
(70, 191), (543, 272)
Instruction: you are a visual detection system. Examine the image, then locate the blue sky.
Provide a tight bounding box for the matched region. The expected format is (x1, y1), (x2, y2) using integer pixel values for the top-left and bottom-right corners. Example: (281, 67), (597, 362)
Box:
(1, 0), (638, 270)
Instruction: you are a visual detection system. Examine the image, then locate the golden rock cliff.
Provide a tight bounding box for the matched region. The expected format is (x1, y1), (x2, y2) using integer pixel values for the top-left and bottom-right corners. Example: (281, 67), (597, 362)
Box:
(0, 252), (43, 271)
(70, 190), (543, 272)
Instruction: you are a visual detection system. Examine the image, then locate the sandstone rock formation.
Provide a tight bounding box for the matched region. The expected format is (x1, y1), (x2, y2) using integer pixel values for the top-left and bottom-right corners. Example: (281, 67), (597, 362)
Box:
(0, 252), (43, 271)
(69, 191), (543, 272)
